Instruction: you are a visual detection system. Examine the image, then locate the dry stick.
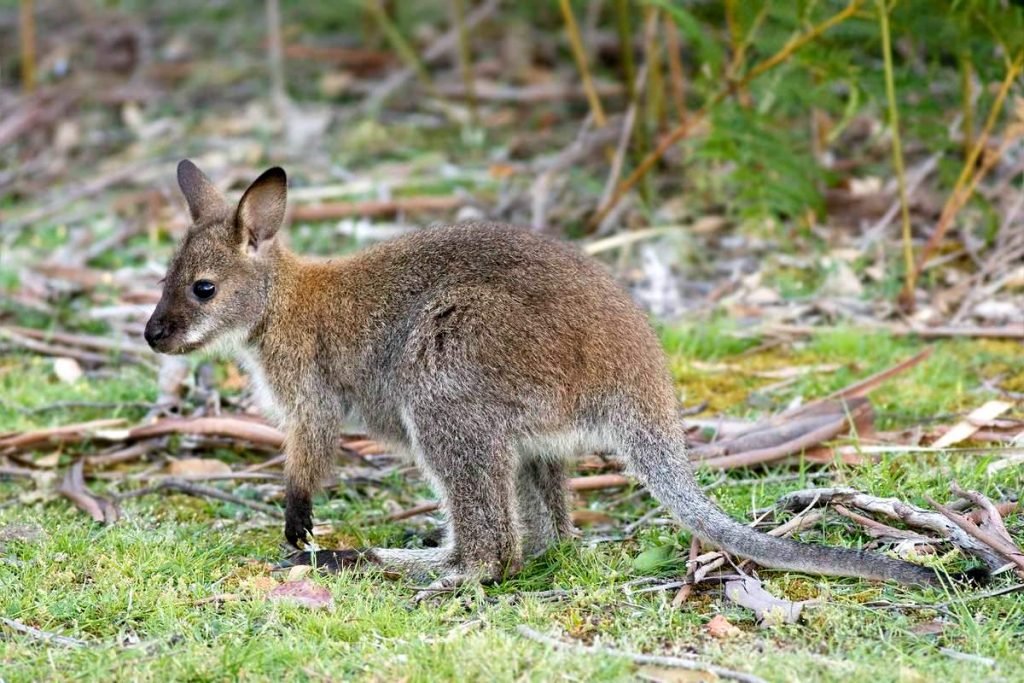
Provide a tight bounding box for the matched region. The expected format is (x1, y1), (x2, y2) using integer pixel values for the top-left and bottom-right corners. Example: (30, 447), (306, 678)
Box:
(516, 625), (767, 683)
(559, 0), (607, 129)
(386, 501), (443, 522)
(671, 536), (702, 607)
(117, 478), (284, 518)
(951, 485), (1019, 548)
(0, 329), (111, 365)
(834, 504), (932, 541)
(0, 463), (39, 479)
(291, 196), (462, 221)
(966, 501), (1018, 526)
(360, 0), (500, 113)
(784, 348), (932, 414)
(0, 418), (126, 451)
(699, 414), (852, 470)
(58, 460), (119, 524)
(590, 0), (863, 227)
(876, 0), (915, 296)
(2, 325), (152, 357)
(597, 64), (647, 216)
(927, 495), (1024, 575)
(766, 322), (1024, 341)
(128, 417), (286, 449)
(1, 617), (87, 648)
(905, 49), (1024, 307)
(776, 487), (1008, 570)
(84, 439), (161, 468)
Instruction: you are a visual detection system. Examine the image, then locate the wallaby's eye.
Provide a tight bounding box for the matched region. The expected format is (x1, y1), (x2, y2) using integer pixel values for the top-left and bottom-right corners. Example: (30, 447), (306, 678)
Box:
(192, 280), (216, 301)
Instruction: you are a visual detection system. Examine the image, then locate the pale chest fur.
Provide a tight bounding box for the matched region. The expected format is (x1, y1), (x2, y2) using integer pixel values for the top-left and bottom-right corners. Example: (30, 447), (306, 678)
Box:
(236, 347), (284, 426)
(211, 330), (285, 427)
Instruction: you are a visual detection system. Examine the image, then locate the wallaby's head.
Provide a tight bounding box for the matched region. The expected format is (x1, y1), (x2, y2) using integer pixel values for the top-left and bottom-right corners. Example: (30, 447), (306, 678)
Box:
(144, 160), (288, 354)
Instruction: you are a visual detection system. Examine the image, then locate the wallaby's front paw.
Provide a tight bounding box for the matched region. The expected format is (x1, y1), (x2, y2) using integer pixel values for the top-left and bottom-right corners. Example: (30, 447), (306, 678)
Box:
(284, 496), (314, 548)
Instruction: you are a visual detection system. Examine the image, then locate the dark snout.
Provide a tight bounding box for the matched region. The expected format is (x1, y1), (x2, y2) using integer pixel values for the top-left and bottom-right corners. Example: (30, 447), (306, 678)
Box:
(144, 315), (175, 351)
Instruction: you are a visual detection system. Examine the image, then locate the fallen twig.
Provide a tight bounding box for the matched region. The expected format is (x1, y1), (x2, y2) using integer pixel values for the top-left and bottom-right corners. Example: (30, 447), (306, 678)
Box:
(927, 491), (1024, 577)
(515, 625), (766, 683)
(0, 617), (88, 648)
(0, 419), (127, 452)
(291, 196), (462, 221)
(58, 460), (120, 524)
(776, 487), (1008, 570)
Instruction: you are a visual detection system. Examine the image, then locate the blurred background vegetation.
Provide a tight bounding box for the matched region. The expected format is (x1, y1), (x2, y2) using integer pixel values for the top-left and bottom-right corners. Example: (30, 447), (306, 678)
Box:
(1, 0), (1023, 324)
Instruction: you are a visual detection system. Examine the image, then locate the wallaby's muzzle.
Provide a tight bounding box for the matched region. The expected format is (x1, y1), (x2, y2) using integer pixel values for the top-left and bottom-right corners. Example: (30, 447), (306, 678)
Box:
(143, 314), (174, 352)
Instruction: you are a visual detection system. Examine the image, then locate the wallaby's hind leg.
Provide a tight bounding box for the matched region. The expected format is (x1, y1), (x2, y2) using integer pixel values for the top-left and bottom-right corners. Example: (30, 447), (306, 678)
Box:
(517, 458), (575, 556)
(412, 423), (523, 587)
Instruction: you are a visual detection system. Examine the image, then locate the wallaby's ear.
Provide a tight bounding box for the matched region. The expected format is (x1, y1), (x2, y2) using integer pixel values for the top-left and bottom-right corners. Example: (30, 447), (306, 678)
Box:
(177, 159), (229, 222)
(235, 167), (287, 252)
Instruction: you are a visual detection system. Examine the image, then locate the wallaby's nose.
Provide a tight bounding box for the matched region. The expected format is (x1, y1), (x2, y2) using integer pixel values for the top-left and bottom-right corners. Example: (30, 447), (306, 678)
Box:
(144, 318), (171, 348)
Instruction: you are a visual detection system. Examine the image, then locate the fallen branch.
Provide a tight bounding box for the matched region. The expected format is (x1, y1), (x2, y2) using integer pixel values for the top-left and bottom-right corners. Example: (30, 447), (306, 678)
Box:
(515, 625), (766, 683)
(927, 489), (1024, 577)
(128, 417), (286, 449)
(0, 419), (127, 452)
(0, 617), (88, 648)
(58, 460), (120, 524)
(776, 487), (1007, 570)
(291, 196), (462, 221)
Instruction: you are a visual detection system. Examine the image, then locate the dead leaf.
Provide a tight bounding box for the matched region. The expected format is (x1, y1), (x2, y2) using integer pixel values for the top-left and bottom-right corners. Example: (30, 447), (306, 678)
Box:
(32, 452), (62, 469)
(267, 580), (334, 610)
(932, 401), (1014, 449)
(724, 577), (809, 626)
(167, 458), (232, 477)
(910, 619), (946, 636)
(53, 357), (83, 384)
(706, 614), (742, 639)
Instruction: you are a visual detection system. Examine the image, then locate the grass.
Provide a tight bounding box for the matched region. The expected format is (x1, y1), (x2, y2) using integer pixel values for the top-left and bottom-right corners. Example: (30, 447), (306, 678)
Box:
(1, 328), (1022, 682)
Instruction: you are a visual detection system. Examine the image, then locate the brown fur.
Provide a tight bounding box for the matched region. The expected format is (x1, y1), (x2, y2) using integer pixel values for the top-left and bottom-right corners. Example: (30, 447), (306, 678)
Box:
(146, 161), (948, 589)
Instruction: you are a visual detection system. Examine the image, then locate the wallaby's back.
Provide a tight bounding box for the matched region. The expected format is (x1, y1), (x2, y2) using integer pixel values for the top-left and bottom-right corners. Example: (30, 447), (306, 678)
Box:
(328, 223), (677, 426)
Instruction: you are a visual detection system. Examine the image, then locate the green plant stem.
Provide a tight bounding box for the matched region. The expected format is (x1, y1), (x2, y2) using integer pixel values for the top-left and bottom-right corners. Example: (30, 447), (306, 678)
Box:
(876, 0), (914, 297)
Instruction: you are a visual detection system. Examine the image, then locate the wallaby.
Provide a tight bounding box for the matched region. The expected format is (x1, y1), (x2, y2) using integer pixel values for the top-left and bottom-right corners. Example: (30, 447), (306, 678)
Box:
(146, 160), (954, 591)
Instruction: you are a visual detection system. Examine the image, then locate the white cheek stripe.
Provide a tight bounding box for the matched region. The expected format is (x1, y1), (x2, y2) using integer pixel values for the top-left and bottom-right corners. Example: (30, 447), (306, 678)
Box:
(183, 318), (215, 345)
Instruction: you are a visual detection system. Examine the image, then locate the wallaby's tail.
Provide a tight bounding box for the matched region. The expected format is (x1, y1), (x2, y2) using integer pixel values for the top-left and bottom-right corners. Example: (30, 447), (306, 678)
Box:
(627, 433), (940, 586)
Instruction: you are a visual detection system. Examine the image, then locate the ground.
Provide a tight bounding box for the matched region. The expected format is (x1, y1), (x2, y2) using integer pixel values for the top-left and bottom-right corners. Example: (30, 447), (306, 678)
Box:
(2, 329), (1022, 683)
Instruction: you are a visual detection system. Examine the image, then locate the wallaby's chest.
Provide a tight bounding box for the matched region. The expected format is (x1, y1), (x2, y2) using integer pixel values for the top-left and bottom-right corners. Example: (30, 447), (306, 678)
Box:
(236, 347), (285, 426)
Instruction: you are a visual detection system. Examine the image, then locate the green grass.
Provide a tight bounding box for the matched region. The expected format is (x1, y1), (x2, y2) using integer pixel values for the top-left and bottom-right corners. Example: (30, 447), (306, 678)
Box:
(1, 329), (1023, 682)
